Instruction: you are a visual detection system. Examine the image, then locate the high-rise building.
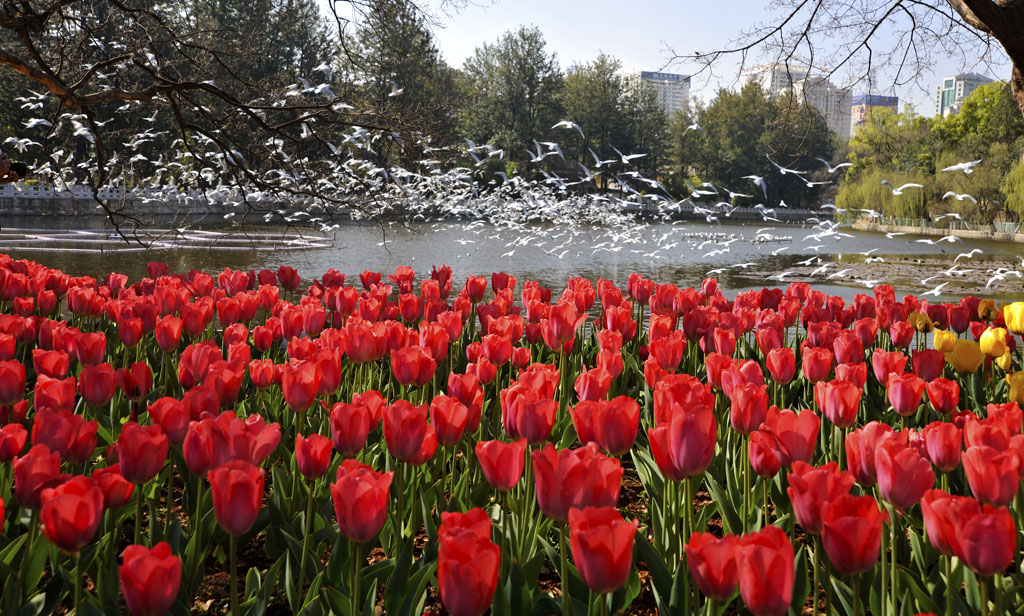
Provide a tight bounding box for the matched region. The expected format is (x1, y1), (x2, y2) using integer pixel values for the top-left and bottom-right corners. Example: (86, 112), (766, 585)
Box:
(742, 65), (851, 141)
(850, 94), (899, 136)
(792, 77), (853, 141)
(740, 64), (808, 95)
(636, 71), (690, 116)
(934, 73), (993, 116)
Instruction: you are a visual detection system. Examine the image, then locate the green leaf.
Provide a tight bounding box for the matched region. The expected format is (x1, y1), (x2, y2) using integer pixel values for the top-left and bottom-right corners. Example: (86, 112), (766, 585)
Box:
(704, 474), (740, 534)
(899, 567), (940, 614)
(383, 540), (414, 614)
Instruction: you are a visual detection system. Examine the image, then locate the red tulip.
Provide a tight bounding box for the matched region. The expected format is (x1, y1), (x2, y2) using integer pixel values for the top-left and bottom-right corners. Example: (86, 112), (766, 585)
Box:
(650, 330), (686, 372)
(963, 415), (1011, 450)
(78, 362), (117, 407)
(541, 301), (586, 350)
(437, 525), (500, 616)
(570, 401), (597, 445)
(648, 403), (717, 480)
(766, 348), (796, 385)
(755, 326), (783, 356)
(331, 459), (392, 543)
(119, 542), (182, 616)
(501, 385), (557, 445)
(92, 464), (135, 509)
(118, 317), (144, 348)
(920, 489), (977, 556)
(835, 362), (867, 389)
(911, 349), (946, 382)
(653, 374), (715, 425)
(821, 493), (888, 576)
(887, 373), (925, 417)
(786, 461), (855, 535)
(147, 397), (189, 446)
(73, 331), (106, 365)
(13, 444), (65, 510)
(889, 321), (914, 348)
(531, 443), (622, 522)
(730, 382), (769, 435)
(925, 378), (959, 415)
(760, 406), (820, 466)
(574, 365), (612, 402)
(737, 525), (794, 616)
(686, 532), (739, 601)
(155, 316), (183, 353)
(0, 423), (28, 461)
(209, 460), (264, 536)
(390, 345), (436, 387)
(475, 439), (527, 491)
(34, 375), (76, 414)
(956, 504), (1017, 577)
(815, 379), (861, 428)
(429, 394), (469, 447)
(921, 421), (962, 472)
(871, 349), (907, 384)
(383, 400), (429, 462)
(0, 359), (25, 405)
(962, 446), (1020, 507)
(118, 421), (169, 484)
(801, 347), (833, 383)
(39, 475), (104, 554)
(749, 430), (782, 478)
(567, 506), (638, 594)
(295, 433), (332, 480)
(281, 359), (320, 412)
(592, 396), (640, 456)
(876, 444), (934, 513)
(32, 349), (69, 379)
(439, 507), (491, 542)
(118, 361), (153, 401)
(832, 332), (863, 366)
(329, 401), (373, 457)
(845, 421), (896, 486)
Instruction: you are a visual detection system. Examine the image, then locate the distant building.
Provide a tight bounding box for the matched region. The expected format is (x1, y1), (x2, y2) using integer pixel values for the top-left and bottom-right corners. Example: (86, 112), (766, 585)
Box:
(934, 73), (993, 116)
(850, 94), (899, 136)
(792, 77), (853, 142)
(636, 71), (690, 116)
(743, 65), (851, 141)
(741, 64), (808, 95)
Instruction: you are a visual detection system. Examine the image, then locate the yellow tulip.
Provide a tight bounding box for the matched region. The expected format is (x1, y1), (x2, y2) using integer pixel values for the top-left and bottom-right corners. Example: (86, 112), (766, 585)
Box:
(948, 339), (984, 374)
(997, 351), (1013, 372)
(978, 299), (998, 321)
(979, 327), (1008, 358)
(1005, 302), (1024, 335)
(909, 312), (934, 334)
(933, 329), (956, 353)
(1008, 371), (1024, 405)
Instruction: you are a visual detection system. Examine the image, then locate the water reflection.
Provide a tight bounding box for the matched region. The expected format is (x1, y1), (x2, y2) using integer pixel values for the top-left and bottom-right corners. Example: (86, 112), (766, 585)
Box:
(2, 217), (1021, 301)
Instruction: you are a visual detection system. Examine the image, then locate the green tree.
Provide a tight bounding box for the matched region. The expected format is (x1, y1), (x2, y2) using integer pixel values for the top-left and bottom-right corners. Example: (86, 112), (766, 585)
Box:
(621, 78), (669, 179)
(348, 0), (461, 163)
(560, 54), (626, 185)
(671, 83), (835, 206)
(457, 26), (564, 168)
(846, 106), (934, 178)
(1001, 159), (1024, 220)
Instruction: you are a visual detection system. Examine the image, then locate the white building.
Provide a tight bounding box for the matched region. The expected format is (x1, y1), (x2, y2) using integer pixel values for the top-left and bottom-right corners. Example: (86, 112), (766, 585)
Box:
(741, 64), (808, 95)
(742, 64), (852, 141)
(934, 73), (993, 116)
(792, 76), (853, 141)
(636, 71), (690, 116)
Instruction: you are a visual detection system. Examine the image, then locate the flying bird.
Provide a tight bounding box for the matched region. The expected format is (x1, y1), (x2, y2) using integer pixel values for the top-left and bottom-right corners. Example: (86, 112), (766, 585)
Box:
(940, 159), (982, 174)
(552, 120), (585, 139)
(880, 180), (923, 196)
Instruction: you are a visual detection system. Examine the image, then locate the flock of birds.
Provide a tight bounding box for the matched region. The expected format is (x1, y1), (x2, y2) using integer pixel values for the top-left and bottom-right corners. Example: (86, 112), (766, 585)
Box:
(3, 82), (1020, 299)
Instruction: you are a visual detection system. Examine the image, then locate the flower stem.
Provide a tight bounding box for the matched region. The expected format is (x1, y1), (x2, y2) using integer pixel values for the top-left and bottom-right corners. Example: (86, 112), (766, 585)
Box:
(560, 524), (571, 616)
(230, 534), (239, 616)
(298, 480), (316, 605)
(73, 555), (82, 615)
(853, 573), (862, 616)
(134, 482), (145, 545)
(980, 577), (989, 616)
(352, 540), (362, 615)
(945, 555), (953, 616)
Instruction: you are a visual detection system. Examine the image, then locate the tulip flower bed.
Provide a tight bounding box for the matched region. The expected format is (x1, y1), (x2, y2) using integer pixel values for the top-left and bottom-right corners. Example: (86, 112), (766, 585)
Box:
(1, 254), (1024, 616)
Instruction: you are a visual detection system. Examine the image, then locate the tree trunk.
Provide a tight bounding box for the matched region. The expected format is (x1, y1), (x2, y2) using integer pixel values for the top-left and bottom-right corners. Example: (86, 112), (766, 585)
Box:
(1013, 65), (1024, 133)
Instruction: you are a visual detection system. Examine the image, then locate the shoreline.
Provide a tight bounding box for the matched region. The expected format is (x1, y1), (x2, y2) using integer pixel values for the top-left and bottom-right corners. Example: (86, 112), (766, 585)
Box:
(851, 219), (1024, 244)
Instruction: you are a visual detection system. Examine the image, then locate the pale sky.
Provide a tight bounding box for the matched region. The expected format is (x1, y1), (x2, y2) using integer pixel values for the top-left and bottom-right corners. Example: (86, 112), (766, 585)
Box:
(329, 0), (1014, 115)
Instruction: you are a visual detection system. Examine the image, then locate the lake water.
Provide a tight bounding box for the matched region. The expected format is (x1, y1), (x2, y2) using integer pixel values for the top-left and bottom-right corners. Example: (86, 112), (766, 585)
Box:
(1, 217), (1021, 301)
